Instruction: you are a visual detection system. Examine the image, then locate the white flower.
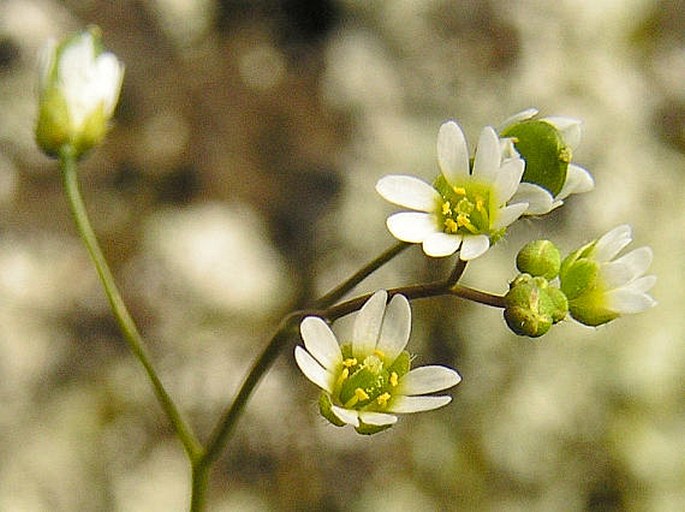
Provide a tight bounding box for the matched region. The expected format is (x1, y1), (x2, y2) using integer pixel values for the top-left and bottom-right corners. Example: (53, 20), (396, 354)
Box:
(294, 290), (461, 434)
(560, 225), (657, 326)
(501, 108), (594, 215)
(36, 27), (124, 157)
(376, 121), (528, 260)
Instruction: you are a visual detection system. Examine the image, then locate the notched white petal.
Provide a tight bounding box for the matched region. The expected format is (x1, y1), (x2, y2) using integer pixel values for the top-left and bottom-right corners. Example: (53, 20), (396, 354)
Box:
(376, 175), (440, 212)
(387, 212), (438, 243)
(543, 116), (582, 149)
(595, 225), (632, 262)
(437, 121), (470, 183)
(511, 183), (554, 215)
(388, 395), (453, 414)
(300, 316), (342, 371)
(422, 232), (462, 257)
(557, 164), (594, 200)
(459, 234), (490, 260)
(493, 157), (525, 202)
(294, 346), (334, 393)
(472, 126), (500, 181)
(377, 294), (411, 363)
(611, 246), (653, 278)
(358, 411), (398, 426)
(400, 366), (461, 395)
(607, 288), (657, 314)
(330, 405), (360, 427)
(353, 290), (388, 358)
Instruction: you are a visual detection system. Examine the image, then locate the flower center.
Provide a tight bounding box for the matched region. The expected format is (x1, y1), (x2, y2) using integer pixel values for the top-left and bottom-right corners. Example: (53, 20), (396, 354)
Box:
(437, 181), (495, 237)
(335, 345), (407, 411)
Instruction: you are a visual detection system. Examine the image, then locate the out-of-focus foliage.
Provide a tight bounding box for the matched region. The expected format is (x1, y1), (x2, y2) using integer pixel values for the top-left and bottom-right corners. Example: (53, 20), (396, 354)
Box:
(0, 0), (682, 510)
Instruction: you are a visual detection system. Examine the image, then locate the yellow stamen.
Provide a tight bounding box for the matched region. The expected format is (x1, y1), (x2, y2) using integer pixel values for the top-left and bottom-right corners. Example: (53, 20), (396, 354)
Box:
(342, 358), (357, 368)
(453, 186), (467, 196)
(336, 368), (349, 388)
(390, 372), (399, 387)
(377, 392), (391, 407)
(373, 349), (386, 359)
(559, 146), (572, 163)
(444, 218), (458, 233)
(355, 388), (370, 401)
(442, 201), (452, 215)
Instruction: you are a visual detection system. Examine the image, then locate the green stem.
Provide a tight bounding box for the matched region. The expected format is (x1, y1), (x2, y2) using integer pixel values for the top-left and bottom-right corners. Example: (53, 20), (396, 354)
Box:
(314, 241), (410, 308)
(59, 146), (202, 462)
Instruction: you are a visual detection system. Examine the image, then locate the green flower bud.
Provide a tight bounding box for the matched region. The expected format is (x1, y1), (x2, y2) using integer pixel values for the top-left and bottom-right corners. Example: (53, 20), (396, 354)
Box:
(516, 239), (561, 279)
(504, 274), (568, 338)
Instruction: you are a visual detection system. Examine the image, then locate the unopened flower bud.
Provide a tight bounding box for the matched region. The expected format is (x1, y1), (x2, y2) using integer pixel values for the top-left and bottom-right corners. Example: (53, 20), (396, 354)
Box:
(35, 27), (124, 158)
(504, 274), (568, 338)
(516, 239), (561, 280)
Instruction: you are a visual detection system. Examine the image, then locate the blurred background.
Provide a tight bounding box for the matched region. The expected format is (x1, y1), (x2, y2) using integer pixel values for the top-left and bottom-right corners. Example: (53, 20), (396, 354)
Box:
(0, 0), (683, 510)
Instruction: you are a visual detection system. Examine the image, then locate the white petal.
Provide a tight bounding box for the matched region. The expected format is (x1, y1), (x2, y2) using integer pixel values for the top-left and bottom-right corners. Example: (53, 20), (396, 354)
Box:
(387, 212), (438, 243)
(557, 164), (594, 200)
(611, 246), (653, 278)
(294, 346), (334, 393)
(627, 274), (657, 293)
(459, 234), (490, 260)
(595, 225), (632, 262)
(606, 288), (657, 314)
(492, 202), (528, 230)
(376, 294), (411, 363)
(498, 108), (538, 131)
(543, 116), (582, 149)
(353, 290), (388, 358)
(493, 157), (525, 202)
(437, 121), (470, 183)
(358, 411), (398, 426)
(95, 53), (124, 114)
(472, 127), (500, 181)
(330, 405), (360, 427)
(300, 317), (342, 371)
(510, 183), (554, 215)
(601, 261), (637, 289)
(376, 175), (440, 212)
(388, 395), (452, 413)
(400, 366), (461, 395)
(422, 232), (462, 257)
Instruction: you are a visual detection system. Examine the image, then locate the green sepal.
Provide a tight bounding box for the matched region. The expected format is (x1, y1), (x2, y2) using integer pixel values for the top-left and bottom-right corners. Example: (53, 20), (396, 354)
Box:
(559, 257), (599, 301)
(355, 419), (394, 436)
(318, 392), (346, 427)
(502, 119), (569, 196)
(35, 87), (71, 158)
(568, 290), (618, 327)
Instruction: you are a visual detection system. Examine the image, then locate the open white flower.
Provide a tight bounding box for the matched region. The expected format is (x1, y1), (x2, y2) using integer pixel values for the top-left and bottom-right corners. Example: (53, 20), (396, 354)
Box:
(376, 121), (528, 260)
(294, 290), (461, 435)
(560, 225), (657, 326)
(36, 27), (124, 157)
(501, 109), (594, 215)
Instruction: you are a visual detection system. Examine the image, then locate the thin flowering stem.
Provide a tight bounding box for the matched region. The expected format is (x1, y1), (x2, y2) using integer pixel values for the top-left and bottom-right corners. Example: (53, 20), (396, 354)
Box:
(59, 146), (203, 463)
(313, 241), (410, 308)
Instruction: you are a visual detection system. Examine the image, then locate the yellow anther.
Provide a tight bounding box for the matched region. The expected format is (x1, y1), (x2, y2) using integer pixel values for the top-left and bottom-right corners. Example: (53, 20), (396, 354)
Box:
(355, 388), (370, 401)
(342, 358), (357, 368)
(441, 201), (452, 215)
(456, 213), (470, 227)
(453, 186), (467, 196)
(390, 372), (399, 387)
(373, 349), (386, 359)
(444, 218), (458, 233)
(377, 392), (391, 407)
(335, 368), (349, 389)
(475, 197), (485, 211)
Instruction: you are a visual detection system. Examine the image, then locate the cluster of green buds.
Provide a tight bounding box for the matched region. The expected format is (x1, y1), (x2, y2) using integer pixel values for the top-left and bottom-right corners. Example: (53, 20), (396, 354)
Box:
(505, 227), (656, 337)
(35, 27), (124, 159)
(504, 240), (568, 337)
